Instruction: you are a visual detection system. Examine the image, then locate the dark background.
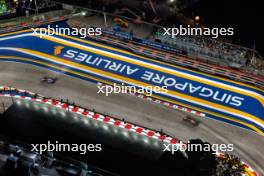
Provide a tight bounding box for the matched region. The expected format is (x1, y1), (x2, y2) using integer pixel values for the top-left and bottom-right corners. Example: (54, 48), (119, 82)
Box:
(183, 0), (263, 55)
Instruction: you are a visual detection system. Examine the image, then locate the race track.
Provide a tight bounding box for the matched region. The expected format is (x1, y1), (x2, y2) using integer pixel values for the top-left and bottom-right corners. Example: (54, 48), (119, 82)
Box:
(0, 29), (264, 136)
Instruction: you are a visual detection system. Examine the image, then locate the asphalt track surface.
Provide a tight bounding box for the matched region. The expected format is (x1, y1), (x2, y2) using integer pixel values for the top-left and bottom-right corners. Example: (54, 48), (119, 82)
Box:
(0, 29), (264, 136)
(0, 62), (263, 175)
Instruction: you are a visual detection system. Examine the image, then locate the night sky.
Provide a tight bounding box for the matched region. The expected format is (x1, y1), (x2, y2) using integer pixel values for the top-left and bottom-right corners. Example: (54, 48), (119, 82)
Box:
(183, 0), (263, 55)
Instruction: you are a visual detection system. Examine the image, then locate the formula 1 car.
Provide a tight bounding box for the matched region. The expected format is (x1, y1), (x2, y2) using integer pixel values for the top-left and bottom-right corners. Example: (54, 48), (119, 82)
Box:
(182, 115), (200, 126)
(41, 76), (58, 84)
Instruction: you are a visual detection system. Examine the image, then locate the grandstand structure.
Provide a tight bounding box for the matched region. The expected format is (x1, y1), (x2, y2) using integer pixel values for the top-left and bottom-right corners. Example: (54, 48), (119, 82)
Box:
(0, 140), (118, 176)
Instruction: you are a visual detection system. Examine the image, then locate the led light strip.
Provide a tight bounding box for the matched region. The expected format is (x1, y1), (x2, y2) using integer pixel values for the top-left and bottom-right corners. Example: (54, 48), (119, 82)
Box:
(0, 86), (177, 144)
